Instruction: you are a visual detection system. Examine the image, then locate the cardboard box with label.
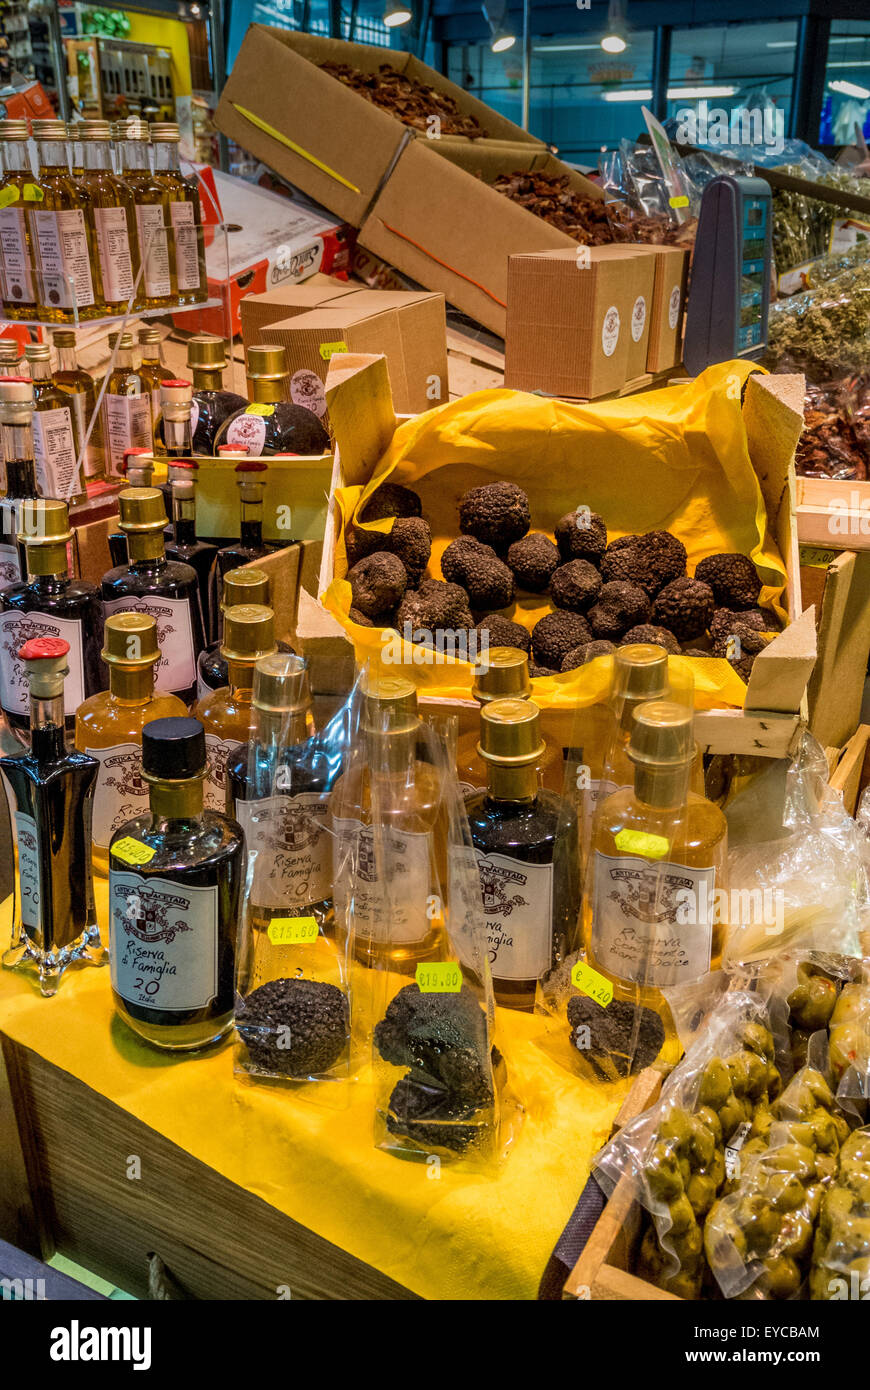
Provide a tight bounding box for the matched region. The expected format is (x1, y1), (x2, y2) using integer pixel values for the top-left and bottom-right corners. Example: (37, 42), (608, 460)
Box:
(626, 244), (690, 373)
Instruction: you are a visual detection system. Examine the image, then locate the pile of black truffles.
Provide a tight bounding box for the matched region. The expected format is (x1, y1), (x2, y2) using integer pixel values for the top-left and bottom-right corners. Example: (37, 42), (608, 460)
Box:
(236, 977), (349, 1078)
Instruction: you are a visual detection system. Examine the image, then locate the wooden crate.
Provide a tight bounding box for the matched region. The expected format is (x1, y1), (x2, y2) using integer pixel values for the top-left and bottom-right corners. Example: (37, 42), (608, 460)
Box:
(797, 475), (870, 552)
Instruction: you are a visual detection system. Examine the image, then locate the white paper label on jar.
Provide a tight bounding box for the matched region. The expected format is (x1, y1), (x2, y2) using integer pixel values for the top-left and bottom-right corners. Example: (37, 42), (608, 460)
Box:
(668, 285), (681, 331)
(103, 594), (195, 692)
(93, 205), (134, 303)
(32, 405), (80, 498)
(472, 851), (553, 981)
(631, 295), (647, 342)
(169, 200), (200, 291)
(290, 369), (327, 419)
(110, 871), (218, 1012)
(226, 412), (267, 454)
(85, 742), (149, 849)
(103, 393), (152, 475)
(31, 208), (95, 308)
(236, 791), (332, 910)
(601, 305), (620, 357)
(0, 539), (21, 586)
(591, 852), (715, 987)
(202, 732), (242, 812)
(135, 203), (172, 298)
(331, 815), (430, 943)
(13, 809), (41, 931)
(0, 608), (86, 716)
(0, 206), (35, 304)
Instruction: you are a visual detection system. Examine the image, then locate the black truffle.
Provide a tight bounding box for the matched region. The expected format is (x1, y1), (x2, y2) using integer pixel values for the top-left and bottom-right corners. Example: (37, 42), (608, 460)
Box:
(554, 510), (607, 565)
(711, 609), (770, 680)
(694, 552), (762, 610)
(529, 663), (556, 678)
(652, 576), (715, 642)
(506, 532), (560, 592)
(567, 994), (665, 1078)
(601, 531), (687, 596)
(346, 516), (431, 585)
(348, 606), (373, 627)
(347, 551), (407, 618)
(441, 536), (514, 610)
(374, 983), (491, 1103)
(474, 614), (531, 654)
(620, 624), (680, 654)
(587, 581), (651, 639)
(458, 482), (530, 549)
(531, 611), (593, 669)
(359, 482), (422, 523)
(385, 1074), (482, 1153)
(396, 579), (474, 637)
(237, 978), (349, 1077)
(709, 607), (770, 646)
(550, 559), (603, 613)
(561, 640), (616, 671)
(683, 647), (713, 658)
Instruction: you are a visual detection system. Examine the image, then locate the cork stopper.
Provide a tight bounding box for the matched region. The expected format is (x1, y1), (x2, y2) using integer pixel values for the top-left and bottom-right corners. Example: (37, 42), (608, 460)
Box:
(253, 653), (310, 715)
(222, 567), (270, 608)
(478, 698), (545, 765)
(613, 644), (670, 703)
(102, 611), (160, 668)
(472, 647), (532, 703)
(361, 671), (418, 735)
(188, 335), (227, 369)
(19, 637), (70, 698)
(51, 329), (77, 348)
(32, 119), (68, 140)
(19, 498), (72, 549)
(78, 119), (112, 139)
(220, 604), (277, 664)
(0, 120), (29, 140)
(118, 487), (168, 534)
(160, 379), (193, 421)
(246, 345), (286, 379)
(629, 700), (694, 769)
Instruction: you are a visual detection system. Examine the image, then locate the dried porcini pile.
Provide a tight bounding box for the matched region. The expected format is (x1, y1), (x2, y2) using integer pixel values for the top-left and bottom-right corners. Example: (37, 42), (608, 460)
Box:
(320, 61), (487, 138)
(488, 171), (694, 247)
(794, 382), (870, 481)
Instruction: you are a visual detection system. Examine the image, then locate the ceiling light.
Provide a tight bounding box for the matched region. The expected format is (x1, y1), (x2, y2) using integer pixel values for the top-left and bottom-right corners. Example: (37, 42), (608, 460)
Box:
(830, 78), (870, 99)
(602, 88), (653, 102)
(383, 1), (412, 26)
(492, 32), (516, 52)
(481, 2), (515, 55)
(667, 85), (737, 98)
(602, 0), (628, 55)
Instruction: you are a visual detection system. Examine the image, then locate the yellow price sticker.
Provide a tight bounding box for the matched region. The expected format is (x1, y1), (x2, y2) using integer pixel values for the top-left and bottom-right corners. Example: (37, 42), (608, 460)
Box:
(319, 341), (348, 361)
(267, 916), (319, 946)
(571, 961), (613, 1008)
(112, 836), (156, 866)
(669, 195), (690, 208)
(799, 546), (836, 570)
(245, 403), (275, 417)
(22, 184), (44, 202)
(614, 829), (670, 859)
(415, 962), (462, 994)
(0, 186), (20, 208)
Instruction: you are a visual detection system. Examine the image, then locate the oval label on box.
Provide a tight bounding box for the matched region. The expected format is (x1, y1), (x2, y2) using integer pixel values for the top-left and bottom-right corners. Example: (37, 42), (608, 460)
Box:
(668, 285), (681, 331)
(601, 305), (620, 357)
(631, 295), (647, 342)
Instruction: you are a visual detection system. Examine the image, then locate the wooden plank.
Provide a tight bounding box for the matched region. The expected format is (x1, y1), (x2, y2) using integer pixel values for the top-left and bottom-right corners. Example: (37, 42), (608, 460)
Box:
(830, 724), (870, 816)
(0, 1035), (53, 1260)
(325, 353), (396, 488)
(808, 551), (870, 749)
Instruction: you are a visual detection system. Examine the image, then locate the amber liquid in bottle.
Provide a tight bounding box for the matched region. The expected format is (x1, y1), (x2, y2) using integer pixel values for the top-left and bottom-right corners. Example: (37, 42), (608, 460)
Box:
(0, 121), (39, 320)
(28, 124), (102, 323)
(79, 122), (138, 315)
(102, 334), (152, 479)
(25, 345), (85, 502)
(116, 122), (173, 311)
(151, 125), (208, 307)
(138, 331), (174, 441)
(193, 603), (276, 811)
(52, 330), (105, 484)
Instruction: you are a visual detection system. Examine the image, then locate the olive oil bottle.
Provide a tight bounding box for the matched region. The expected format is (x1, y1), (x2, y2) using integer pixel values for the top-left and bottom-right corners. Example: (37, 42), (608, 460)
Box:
(52, 328), (105, 484)
(24, 342), (84, 501)
(28, 119), (101, 323)
(0, 119), (38, 321)
(102, 331), (152, 478)
(138, 326), (174, 437)
(79, 118), (137, 316)
(150, 122), (208, 306)
(114, 119), (172, 311)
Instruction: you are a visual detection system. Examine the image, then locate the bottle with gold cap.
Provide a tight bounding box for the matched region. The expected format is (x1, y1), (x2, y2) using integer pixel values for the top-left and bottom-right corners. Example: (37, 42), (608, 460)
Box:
(212, 344), (329, 458)
(0, 119), (39, 320)
(75, 611), (189, 876)
(51, 328), (105, 484)
(1, 635), (102, 996)
(106, 450), (156, 567)
(78, 118), (138, 315)
(150, 122), (208, 305)
(456, 646), (564, 796)
(101, 331), (152, 478)
(186, 334), (247, 455)
(216, 461), (273, 578)
(0, 497), (106, 733)
(585, 699), (728, 1059)
(27, 119), (100, 322)
(101, 486), (206, 704)
(113, 118), (172, 309)
(138, 327), (174, 434)
(465, 698), (580, 1010)
(0, 376), (39, 583)
(164, 458), (218, 639)
(196, 565), (293, 698)
(0, 339), (23, 376)
(24, 342), (85, 501)
(193, 603), (277, 810)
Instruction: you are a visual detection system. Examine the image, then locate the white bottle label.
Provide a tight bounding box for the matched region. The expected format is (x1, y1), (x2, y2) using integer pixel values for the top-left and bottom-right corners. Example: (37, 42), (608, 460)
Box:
(103, 594), (196, 693)
(110, 871), (219, 1011)
(103, 393), (152, 475)
(169, 200), (200, 291)
(0, 608), (86, 715)
(226, 412), (267, 454)
(236, 791), (331, 910)
(135, 203), (172, 298)
(331, 815), (430, 943)
(85, 742), (149, 849)
(13, 809), (42, 931)
(473, 851), (553, 981)
(0, 539), (21, 586)
(93, 205), (134, 303)
(32, 405), (81, 498)
(591, 853), (715, 987)
(31, 208), (95, 309)
(203, 732), (242, 812)
(0, 206), (35, 304)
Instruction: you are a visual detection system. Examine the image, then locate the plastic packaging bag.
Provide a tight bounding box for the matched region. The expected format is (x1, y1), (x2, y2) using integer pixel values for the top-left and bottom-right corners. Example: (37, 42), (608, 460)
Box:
(794, 377), (870, 480)
(598, 138), (699, 245)
(809, 1126), (870, 1300)
(766, 256), (870, 381)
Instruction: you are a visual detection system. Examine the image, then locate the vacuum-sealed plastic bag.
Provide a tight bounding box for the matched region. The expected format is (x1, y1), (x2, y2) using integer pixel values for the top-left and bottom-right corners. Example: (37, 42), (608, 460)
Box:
(766, 258), (870, 381)
(809, 1126), (870, 1300)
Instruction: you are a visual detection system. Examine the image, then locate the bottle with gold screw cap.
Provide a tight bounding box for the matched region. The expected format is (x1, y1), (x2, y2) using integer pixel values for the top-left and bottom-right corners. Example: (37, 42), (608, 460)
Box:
(0, 119), (39, 320)
(101, 486), (205, 704)
(113, 118), (173, 310)
(456, 646), (563, 796)
(75, 611), (189, 876)
(28, 119), (100, 322)
(186, 333), (247, 454)
(102, 331), (152, 478)
(465, 698), (580, 1011)
(78, 118), (138, 315)
(193, 602), (277, 810)
(138, 326), (174, 435)
(1, 636), (103, 996)
(52, 328), (105, 483)
(150, 122), (208, 306)
(0, 339), (23, 375)
(24, 342), (85, 501)
(0, 497), (106, 733)
(213, 343), (329, 457)
(197, 565), (291, 698)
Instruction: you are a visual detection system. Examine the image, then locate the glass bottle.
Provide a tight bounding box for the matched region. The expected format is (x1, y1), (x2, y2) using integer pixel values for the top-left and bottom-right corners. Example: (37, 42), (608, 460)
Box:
(0, 339), (23, 376)
(113, 118), (172, 311)
(0, 119), (38, 321)
(75, 611), (188, 877)
(108, 716), (245, 1052)
(216, 461), (272, 579)
(51, 328), (105, 485)
(196, 565), (271, 699)
(212, 344), (330, 457)
(456, 646), (564, 797)
(107, 449), (155, 567)
(187, 334), (247, 455)
(24, 342), (85, 502)
(150, 122), (208, 306)
(465, 699), (580, 1011)
(585, 699), (728, 1060)
(101, 486), (205, 705)
(1, 636), (103, 996)
(78, 118), (138, 316)
(138, 326), (173, 437)
(28, 118), (100, 323)
(101, 331), (152, 479)
(160, 377), (194, 461)
(193, 602), (277, 811)
(0, 376), (38, 584)
(0, 498), (107, 734)
(164, 462), (218, 642)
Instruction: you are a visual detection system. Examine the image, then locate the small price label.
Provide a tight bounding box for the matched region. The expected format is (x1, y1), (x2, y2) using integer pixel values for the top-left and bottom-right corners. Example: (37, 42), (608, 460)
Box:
(614, 829), (670, 860)
(267, 915), (319, 945)
(669, 194), (690, 208)
(571, 961), (613, 1007)
(319, 340), (348, 361)
(112, 836), (156, 866)
(245, 403), (275, 417)
(415, 962), (462, 994)
(22, 184), (44, 202)
(0, 187), (20, 208)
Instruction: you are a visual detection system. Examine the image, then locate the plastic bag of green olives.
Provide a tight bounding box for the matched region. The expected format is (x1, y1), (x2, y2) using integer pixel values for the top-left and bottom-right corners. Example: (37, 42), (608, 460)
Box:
(809, 1126), (870, 1301)
(783, 951), (865, 1074)
(829, 979), (870, 1122)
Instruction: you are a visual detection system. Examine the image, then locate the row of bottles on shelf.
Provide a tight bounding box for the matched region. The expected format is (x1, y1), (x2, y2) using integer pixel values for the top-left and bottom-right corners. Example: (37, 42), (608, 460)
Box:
(0, 118), (208, 322)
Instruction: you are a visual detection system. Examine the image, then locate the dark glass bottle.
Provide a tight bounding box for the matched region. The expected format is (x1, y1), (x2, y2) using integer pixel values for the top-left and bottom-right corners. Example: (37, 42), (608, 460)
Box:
(187, 334), (247, 456)
(107, 448), (155, 568)
(101, 486), (205, 705)
(108, 716), (245, 1052)
(216, 461), (272, 579)
(165, 465), (218, 642)
(196, 565), (271, 699)
(464, 698), (580, 1011)
(212, 344), (329, 458)
(0, 376), (39, 585)
(1, 636), (103, 997)
(0, 498), (107, 734)
(193, 603), (277, 812)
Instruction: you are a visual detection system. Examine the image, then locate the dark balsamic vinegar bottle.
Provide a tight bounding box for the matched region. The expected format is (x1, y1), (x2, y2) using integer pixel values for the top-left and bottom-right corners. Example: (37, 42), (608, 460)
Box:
(464, 699), (580, 1011)
(187, 334), (247, 456)
(0, 376), (39, 585)
(157, 378), (194, 520)
(211, 344), (329, 458)
(0, 498), (107, 735)
(107, 448), (155, 567)
(197, 565), (271, 699)
(165, 464), (218, 642)
(1, 636), (103, 996)
(216, 461), (272, 580)
(108, 716), (245, 1051)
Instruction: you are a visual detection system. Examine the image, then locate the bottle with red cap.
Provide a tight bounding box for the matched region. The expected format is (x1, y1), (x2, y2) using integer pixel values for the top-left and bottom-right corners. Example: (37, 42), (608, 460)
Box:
(158, 378), (194, 461)
(216, 461), (274, 580)
(0, 635), (103, 997)
(0, 377), (39, 585)
(164, 459), (218, 640)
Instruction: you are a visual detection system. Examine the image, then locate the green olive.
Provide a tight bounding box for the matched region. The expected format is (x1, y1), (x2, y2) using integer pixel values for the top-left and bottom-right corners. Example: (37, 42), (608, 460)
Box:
(727, 1053), (753, 1097)
(665, 1271), (701, 1299)
(762, 1255), (801, 1299)
(744, 1051), (770, 1101)
(741, 1020), (774, 1060)
(741, 1195), (780, 1253)
(687, 1172), (717, 1218)
(668, 1194), (696, 1236)
(719, 1096), (747, 1138)
(750, 1107), (774, 1141)
(775, 1142), (816, 1179)
(696, 1104), (723, 1144)
(659, 1107), (693, 1150)
(639, 1224), (667, 1276)
(690, 1117), (716, 1168)
(780, 1212), (814, 1261)
(646, 1146), (684, 1201)
(671, 1221), (703, 1261)
(815, 1153), (839, 1183)
(765, 1172), (806, 1213)
(699, 1058), (732, 1109)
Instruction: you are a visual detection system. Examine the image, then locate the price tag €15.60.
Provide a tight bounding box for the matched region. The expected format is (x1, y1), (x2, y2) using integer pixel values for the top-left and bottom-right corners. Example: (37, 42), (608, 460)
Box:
(267, 915), (320, 946)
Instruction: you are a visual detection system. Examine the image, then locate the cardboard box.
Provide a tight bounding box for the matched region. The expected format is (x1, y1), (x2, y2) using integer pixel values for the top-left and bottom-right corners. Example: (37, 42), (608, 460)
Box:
(627, 244), (690, 373)
(587, 247), (656, 382)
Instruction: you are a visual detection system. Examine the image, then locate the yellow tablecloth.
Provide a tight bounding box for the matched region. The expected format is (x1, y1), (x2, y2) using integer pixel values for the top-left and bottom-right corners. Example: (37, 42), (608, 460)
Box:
(0, 887), (625, 1300)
